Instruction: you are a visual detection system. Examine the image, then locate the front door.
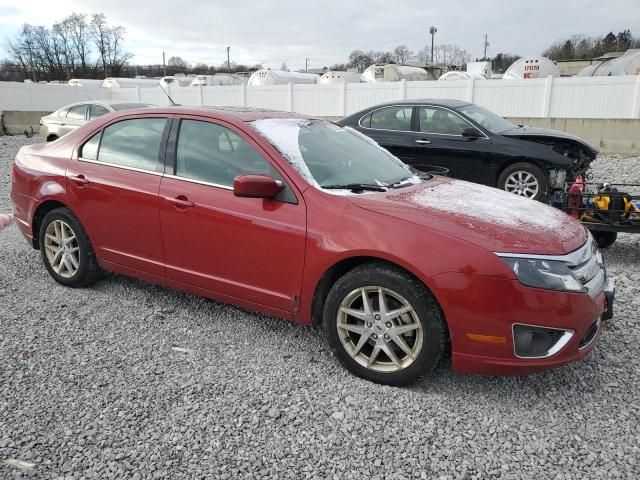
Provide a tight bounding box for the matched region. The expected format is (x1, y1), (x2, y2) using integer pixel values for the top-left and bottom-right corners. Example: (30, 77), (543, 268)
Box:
(414, 106), (494, 183)
(158, 117), (307, 313)
(66, 116), (170, 277)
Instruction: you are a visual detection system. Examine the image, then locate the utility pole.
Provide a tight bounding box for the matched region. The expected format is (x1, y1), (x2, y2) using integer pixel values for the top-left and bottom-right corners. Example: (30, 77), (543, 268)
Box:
(429, 26), (438, 64)
(227, 46), (231, 74)
(162, 51), (166, 76)
(305, 58), (309, 72)
(483, 34), (490, 60)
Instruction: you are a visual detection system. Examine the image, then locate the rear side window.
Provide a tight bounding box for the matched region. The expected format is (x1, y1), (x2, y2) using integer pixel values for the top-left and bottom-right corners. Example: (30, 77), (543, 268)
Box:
(96, 118), (166, 171)
(89, 104), (110, 120)
(66, 104), (87, 120)
(369, 106), (413, 131)
(359, 113), (372, 128)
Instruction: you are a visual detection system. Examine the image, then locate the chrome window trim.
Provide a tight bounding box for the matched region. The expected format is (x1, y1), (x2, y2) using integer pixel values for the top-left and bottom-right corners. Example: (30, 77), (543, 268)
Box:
(77, 157), (162, 176)
(357, 104), (490, 140)
(511, 323), (575, 359)
(164, 173), (233, 191)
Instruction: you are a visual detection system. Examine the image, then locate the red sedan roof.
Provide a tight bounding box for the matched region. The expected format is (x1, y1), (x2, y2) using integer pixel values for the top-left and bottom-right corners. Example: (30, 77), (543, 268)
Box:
(126, 105), (311, 123)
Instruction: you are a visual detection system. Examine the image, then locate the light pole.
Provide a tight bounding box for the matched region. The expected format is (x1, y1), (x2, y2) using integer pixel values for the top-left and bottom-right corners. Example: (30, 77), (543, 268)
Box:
(227, 46), (231, 74)
(429, 26), (438, 64)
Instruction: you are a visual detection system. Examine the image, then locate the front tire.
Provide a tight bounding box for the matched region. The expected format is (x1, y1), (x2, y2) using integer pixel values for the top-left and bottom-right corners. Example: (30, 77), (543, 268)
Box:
(39, 207), (102, 287)
(498, 162), (549, 201)
(324, 263), (447, 386)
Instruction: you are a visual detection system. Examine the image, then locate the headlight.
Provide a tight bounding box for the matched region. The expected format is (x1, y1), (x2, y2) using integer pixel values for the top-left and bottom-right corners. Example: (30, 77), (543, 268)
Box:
(501, 257), (585, 293)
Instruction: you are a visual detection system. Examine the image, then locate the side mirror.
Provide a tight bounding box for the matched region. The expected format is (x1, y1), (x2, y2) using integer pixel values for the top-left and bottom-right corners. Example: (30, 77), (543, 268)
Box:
(234, 174), (284, 199)
(462, 127), (483, 139)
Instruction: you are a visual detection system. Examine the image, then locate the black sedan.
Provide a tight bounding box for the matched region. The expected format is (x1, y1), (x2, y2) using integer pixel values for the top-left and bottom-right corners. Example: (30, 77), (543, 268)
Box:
(336, 99), (597, 201)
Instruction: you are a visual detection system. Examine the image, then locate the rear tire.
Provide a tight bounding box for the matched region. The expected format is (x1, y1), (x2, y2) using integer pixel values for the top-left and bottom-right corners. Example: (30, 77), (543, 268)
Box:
(592, 231), (617, 249)
(324, 263), (447, 386)
(46, 134), (59, 142)
(39, 207), (102, 287)
(498, 162), (549, 201)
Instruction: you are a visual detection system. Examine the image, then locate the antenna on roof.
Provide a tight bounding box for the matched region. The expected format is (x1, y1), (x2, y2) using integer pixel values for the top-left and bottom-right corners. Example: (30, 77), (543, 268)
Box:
(158, 83), (179, 106)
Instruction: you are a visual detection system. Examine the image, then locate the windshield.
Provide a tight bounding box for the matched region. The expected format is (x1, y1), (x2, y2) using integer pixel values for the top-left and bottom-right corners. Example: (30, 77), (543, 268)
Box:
(250, 119), (419, 191)
(457, 104), (516, 134)
(111, 103), (153, 111)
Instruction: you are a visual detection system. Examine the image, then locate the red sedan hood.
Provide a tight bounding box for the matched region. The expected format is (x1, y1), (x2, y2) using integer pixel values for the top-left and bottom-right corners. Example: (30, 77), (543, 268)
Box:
(348, 177), (587, 255)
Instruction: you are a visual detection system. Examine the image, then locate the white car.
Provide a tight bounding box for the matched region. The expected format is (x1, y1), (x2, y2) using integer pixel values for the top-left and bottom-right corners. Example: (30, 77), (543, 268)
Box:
(39, 100), (154, 141)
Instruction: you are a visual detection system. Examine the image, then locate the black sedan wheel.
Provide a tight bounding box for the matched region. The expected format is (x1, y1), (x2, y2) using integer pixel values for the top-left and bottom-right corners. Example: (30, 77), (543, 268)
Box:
(498, 162), (549, 201)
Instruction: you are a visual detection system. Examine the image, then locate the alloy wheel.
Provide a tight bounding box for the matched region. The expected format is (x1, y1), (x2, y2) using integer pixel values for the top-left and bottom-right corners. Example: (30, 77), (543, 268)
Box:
(44, 219), (80, 278)
(504, 171), (539, 198)
(337, 286), (423, 373)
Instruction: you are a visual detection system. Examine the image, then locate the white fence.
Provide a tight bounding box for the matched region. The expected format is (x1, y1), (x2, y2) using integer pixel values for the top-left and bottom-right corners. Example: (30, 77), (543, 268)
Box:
(2, 75), (640, 119)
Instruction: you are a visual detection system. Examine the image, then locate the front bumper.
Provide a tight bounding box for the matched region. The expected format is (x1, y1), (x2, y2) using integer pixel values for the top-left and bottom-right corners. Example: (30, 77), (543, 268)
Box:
(429, 271), (614, 376)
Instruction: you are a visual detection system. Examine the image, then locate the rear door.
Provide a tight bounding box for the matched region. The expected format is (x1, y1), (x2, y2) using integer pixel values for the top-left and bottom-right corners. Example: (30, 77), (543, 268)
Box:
(158, 117), (307, 313)
(414, 106), (494, 183)
(356, 105), (417, 163)
(66, 116), (171, 277)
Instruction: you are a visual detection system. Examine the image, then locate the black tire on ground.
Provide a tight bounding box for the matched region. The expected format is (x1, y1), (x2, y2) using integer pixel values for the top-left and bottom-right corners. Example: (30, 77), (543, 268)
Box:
(39, 207), (102, 287)
(592, 231), (618, 249)
(46, 135), (59, 142)
(324, 262), (447, 386)
(497, 162), (549, 202)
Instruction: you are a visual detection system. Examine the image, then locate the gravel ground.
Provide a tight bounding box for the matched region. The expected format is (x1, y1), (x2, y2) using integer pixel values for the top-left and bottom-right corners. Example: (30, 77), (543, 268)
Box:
(0, 135), (639, 479)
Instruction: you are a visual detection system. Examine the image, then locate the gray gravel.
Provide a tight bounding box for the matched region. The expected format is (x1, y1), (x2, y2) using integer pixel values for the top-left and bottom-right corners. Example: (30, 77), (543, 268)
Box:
(1, 135), (639, 479)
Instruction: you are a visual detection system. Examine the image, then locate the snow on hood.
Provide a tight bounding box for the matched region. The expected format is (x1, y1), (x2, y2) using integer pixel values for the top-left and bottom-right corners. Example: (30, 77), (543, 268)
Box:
(409, 179), (579, 241)
(350, 177), (587, 254)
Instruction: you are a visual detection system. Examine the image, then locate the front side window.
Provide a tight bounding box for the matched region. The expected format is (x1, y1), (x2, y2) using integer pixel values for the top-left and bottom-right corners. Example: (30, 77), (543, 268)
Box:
(97, 118), (166, 171)
(418, 106), (470, 136)
(367, 106), (413, 131)
(89, 104), (110, 120)
(457, 103), (516, 134)
(66, 104), (87, 120)
(176, 120), (276, 187)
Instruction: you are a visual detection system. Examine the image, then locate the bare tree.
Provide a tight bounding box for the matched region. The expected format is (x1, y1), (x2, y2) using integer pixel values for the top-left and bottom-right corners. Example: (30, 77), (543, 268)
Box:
(348, 50), (373, 72)
(393, 45), (413, 64)
(90, 14), (131, 76)
(167, 56), (188, 69)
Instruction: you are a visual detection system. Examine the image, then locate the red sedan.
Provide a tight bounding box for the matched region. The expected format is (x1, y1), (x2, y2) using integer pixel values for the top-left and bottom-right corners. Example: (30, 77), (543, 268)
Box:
(10, 106), (614, 385)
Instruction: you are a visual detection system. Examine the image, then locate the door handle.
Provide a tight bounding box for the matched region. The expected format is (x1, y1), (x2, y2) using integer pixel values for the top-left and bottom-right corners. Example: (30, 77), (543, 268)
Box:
(69, 174), (89, 185)
(164, 195), (194, 208)
(415, 139), (431, 145)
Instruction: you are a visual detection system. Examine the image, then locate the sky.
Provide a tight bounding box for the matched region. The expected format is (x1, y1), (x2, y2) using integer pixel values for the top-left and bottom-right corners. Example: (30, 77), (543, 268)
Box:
(0, 0), (639, 70)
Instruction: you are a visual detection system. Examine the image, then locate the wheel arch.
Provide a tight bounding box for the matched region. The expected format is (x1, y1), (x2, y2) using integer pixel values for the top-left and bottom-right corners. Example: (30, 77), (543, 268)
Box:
(310, 255), (448, 334)
(494, 157), (549, 187)
(32, 200), (69, 249)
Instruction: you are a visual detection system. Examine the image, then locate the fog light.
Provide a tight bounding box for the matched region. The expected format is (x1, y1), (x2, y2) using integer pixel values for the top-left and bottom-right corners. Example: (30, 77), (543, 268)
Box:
(512, 324), (574, 358)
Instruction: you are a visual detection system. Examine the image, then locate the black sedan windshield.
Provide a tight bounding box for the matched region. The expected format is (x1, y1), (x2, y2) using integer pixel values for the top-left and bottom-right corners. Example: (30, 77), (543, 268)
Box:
(251, 119), (418, 189)
(457, 104), (516, 134)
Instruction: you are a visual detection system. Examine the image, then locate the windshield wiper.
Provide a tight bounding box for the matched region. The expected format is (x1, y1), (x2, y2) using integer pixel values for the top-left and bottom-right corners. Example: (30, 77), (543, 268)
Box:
(387, 176), (418, 188)
(321, 183), (388, 192)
